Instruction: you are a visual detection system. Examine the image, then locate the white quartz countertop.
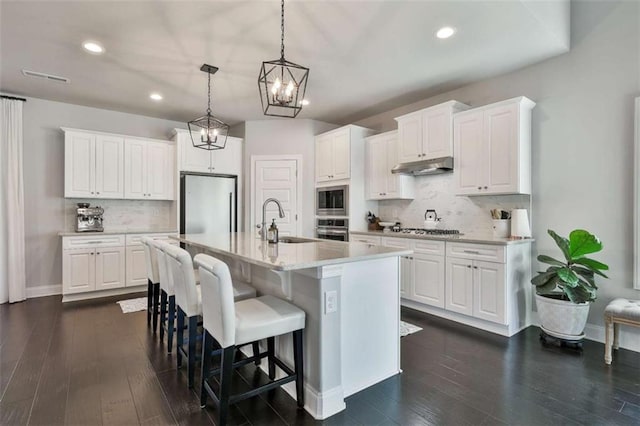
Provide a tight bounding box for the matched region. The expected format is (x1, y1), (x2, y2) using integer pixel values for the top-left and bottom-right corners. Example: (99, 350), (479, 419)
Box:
(350, 230), (534, 246)
(58, 228), (178, 237)
(171, 233), (413, 271)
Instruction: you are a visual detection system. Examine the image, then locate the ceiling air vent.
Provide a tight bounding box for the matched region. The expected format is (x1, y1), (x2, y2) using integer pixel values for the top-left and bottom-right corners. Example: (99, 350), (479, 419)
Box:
(22, 69), (70, 84)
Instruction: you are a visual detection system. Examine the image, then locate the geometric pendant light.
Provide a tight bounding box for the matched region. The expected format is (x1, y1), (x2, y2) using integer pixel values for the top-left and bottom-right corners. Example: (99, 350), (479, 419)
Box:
(258, 0), (309, 118)
(188, 64), (229, 150)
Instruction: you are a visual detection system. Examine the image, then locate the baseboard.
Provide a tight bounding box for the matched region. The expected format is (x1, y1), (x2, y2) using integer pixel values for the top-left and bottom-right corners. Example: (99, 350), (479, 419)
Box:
(26, 284), (62, 299)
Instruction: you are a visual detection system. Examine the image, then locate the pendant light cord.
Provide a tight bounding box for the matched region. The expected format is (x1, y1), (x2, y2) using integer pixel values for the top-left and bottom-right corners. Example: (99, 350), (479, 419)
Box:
(207, 71), (212, 114)
(280, 0), (285, 60)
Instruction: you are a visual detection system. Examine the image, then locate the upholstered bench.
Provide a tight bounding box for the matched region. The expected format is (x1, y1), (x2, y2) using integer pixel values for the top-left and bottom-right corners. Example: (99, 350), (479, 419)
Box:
(604, 298), (640, 364)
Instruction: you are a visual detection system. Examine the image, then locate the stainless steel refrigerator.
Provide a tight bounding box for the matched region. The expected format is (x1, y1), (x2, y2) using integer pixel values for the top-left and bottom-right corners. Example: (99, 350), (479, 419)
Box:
(180, 172), (238, 234)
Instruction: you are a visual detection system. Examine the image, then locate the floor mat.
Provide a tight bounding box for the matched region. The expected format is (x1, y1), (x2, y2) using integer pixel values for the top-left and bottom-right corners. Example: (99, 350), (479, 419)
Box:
(400, 320), (423, 337)
(116, 297), (147, 313)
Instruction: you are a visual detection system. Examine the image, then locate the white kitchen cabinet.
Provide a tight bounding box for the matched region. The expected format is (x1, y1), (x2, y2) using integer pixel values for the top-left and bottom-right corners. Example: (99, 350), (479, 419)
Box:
(350, 234), (381, 245)
(413, 253), (446, 308)
(64, 130), (124, 198)
(124, 139), (174, 200)
(445, 257), (474, 316)
(473, 260), (506, 324)
(174, 129), (243, 176)
(125, 245), (148, 287)
(95, 247), (126, 290)
(381, 237), (413, 298)
(395, 101), (469, 163)
(62, 248), (96, 294)
(315, 128), (351, 182)
(454, 97), (535, 195)
(365, 131), (415, 200)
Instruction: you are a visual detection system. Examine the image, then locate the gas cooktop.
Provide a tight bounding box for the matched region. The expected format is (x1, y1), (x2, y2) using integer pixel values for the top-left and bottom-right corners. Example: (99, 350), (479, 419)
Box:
(393, 228), (462, 236)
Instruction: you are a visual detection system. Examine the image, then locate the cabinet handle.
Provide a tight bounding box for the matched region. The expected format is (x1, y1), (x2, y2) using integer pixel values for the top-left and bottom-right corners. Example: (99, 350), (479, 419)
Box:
(483, 186), (488, 190)
(463, 250), (480, 254)
(96, 192), (100, 195)
(90, 252), (94, 255)
(474, 266), (478, 269)
(97, 252), (100, 255)
(477, 186), (482, 190)
(91, 191), (94, 194)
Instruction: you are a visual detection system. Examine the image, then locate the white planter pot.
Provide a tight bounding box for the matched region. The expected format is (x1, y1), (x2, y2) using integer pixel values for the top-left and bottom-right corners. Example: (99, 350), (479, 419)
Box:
(535, 293), (590, 340)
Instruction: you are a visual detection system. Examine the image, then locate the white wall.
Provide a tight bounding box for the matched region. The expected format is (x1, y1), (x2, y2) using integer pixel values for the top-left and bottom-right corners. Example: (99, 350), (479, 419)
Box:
(241, 119), (337, 237)
(352, 1), (640, 333)
(18, 96), (184, 289)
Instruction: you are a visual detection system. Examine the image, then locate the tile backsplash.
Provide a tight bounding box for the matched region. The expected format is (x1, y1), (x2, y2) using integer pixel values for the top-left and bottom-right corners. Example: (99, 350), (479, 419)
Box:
(65, 199), (175, 231)
(377, 174), (530, 235)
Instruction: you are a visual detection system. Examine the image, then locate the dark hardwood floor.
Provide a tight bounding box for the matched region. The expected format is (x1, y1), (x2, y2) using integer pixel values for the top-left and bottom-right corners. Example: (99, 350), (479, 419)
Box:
(1, 295), (639, 425)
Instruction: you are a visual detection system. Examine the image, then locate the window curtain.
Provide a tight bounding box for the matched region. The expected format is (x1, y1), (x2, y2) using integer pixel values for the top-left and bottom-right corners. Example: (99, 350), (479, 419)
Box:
(0, 98), (26, 303)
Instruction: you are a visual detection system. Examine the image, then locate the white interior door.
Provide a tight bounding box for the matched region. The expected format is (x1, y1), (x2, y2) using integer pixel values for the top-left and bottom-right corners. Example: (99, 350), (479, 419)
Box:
(253, 159), (299, 237)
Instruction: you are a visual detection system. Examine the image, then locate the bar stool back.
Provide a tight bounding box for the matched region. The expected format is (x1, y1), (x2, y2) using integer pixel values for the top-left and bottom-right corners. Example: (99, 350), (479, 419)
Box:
(195, 254), (306, 426)
(164, 244), (202, 388)
(154, 240), (176, 353)
(141, 237), (161, 332)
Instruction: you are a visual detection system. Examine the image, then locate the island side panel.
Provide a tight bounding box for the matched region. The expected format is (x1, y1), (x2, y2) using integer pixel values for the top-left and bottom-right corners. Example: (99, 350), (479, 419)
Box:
(340, 256), (401, 396)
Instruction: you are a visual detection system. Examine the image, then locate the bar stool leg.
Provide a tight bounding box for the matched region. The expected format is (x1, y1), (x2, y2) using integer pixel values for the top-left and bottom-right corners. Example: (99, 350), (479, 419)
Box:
(252, 342), (261, 366)
(200, 331), (214, 408)
(188, 315), (198, 388)
(293, 329), (304, 408)
(147, 279), (153, 326)
(267, 337), (276, 379)
(176, 308), (185, 369)
(218, 346), (235, 426)
(159, 290), (167, 341)
(167, 296), (176, 354)
(152, 283), (160, 333)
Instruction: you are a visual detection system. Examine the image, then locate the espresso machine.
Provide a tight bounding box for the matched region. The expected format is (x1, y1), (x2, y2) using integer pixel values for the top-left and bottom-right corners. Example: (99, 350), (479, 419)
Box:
(75, 203), (104, 232)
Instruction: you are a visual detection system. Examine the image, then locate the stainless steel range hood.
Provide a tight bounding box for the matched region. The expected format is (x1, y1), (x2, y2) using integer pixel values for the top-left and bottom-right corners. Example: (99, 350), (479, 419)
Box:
(391, 156), (453, 176)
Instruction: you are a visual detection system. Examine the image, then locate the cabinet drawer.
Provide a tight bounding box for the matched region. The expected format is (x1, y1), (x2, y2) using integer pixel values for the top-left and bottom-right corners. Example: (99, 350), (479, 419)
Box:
(126, 233), (178, 247)
(413, 240), (445, 256)
(381, 237), (413, 249)
(63, 235), (125, 249)
(446, 242), (505, 263)
(351, 235), (381, 245)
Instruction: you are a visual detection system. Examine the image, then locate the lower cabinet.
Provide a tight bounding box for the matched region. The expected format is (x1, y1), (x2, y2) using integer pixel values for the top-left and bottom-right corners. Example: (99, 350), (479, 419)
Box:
(412, 253), (445, 308)
(62, 233), (177, 299)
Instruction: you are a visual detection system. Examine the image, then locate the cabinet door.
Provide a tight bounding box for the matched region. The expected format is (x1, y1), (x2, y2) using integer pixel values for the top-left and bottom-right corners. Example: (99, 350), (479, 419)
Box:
(62, 248), (95, 294)
(412, 254), (445, 308)
(213, 136), (243, 175)
(95, 135), (124, 198)
(124, 139), (147, 199)
(366, 139), (386, 199)
(180, 132), (212, 173)
(146, 142), (169, 199)
(445, 257), (474, 316)
(400, 255), (413, 298)
(454, 111), (484, 195)
(483, 103), (519, 194)
(331, 130), (351, 180)
(95, 246), (126, 290)
(315, 135), (333, 182)
(473, 261), (506, 324)
(65, 132), (96, 198)
(384, 137), (399, 197)
(125, 245), (148, 287)
(423, 107), (452, 159)
(397, 113), (422, 163)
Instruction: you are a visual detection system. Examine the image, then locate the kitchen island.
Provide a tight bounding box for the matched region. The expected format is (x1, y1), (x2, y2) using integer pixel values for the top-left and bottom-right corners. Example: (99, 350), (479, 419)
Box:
(172, 233), (412, 420)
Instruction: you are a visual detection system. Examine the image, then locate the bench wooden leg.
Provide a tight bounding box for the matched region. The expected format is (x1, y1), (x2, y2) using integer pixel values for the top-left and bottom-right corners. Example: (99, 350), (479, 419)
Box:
(613, 322), (620, 350)
(605, 317), (613, 365)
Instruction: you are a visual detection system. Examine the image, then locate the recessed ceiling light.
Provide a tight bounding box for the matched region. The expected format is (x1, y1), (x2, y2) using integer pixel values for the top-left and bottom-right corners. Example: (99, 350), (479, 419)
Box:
(149, 93), (163, 101)
(300, 99), (309, 106)
(83, 41), (104, 54)
(436, 27), (456, 39)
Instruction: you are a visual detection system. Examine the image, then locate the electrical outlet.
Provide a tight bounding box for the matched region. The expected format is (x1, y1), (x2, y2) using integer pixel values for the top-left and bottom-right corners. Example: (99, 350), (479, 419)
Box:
(324, 290), (338, 314)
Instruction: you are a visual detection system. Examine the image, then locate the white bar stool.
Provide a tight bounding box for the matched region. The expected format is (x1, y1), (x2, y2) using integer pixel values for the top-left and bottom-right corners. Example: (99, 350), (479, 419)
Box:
(154, 240), (177, 353)
(141, 237), (161, 333)
(194, 254), (306, 426)
(164, 245), (257, 388)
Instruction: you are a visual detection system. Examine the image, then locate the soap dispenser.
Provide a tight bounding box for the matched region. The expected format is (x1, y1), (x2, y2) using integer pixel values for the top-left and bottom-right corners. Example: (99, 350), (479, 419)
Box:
(267, 219), (279, 244)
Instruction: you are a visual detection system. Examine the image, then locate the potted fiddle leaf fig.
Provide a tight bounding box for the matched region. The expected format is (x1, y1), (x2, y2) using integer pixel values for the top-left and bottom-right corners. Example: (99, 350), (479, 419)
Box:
(532, 229), (609, 340)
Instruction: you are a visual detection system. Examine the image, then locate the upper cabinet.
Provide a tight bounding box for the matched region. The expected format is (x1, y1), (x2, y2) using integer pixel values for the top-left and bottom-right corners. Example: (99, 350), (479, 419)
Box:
(124, 138), (174, 200)
(65, 130), (124, 199)
(173, 129), (243, 176)
(63, 128), (175, 200)
(395, 101), (470, 163)
(453, 97), (535, 196)
(315, 125), (373, 184)
(365, 131), (415, 200)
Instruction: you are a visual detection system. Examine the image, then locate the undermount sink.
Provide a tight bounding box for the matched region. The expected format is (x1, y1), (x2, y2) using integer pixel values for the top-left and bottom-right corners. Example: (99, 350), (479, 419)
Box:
(279, 236), (316, 244)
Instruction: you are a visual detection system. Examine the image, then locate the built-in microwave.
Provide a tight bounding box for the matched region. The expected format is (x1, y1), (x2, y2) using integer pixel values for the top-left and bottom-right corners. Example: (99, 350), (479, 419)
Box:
(316, 185), (348, 216)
